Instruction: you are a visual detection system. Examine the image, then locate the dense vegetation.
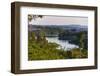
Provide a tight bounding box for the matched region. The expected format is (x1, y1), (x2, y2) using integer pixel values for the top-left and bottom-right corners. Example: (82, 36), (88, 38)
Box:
(59, 31), (88, 49)
(28, 31), (88, 60)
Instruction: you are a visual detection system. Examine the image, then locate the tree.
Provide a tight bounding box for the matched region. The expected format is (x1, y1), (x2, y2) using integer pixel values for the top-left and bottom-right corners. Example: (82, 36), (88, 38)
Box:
(28, 15), (43, 31)
(28, 15), (43, 22)
(28, 15), (33, 22)
(28, 15), (43, 38)
(79, 32), (85, 58)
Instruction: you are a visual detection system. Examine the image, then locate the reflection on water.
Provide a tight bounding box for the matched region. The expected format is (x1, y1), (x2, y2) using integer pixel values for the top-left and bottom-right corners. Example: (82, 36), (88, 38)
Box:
(46, 37), (79, 51)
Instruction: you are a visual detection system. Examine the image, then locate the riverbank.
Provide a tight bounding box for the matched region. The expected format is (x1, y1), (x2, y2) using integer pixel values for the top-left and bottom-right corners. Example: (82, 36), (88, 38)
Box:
(28, 32), (87, 60)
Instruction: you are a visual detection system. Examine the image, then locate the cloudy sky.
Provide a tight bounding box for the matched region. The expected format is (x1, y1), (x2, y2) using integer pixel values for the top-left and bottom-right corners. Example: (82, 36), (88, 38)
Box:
(29, 15), (88, 26)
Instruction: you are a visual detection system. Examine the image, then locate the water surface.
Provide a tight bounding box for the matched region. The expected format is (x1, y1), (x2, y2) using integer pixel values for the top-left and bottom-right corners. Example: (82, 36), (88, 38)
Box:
(46, 37), (79, 51)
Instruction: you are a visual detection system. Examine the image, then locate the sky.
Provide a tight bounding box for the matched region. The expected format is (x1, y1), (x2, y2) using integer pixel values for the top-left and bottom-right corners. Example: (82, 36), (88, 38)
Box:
(29, 15), (88, 26)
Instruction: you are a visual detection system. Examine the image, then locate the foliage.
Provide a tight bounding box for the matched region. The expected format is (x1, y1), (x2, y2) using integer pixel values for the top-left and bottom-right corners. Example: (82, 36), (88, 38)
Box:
(28, 31), (88, 60)
(28, 15), (43, 22)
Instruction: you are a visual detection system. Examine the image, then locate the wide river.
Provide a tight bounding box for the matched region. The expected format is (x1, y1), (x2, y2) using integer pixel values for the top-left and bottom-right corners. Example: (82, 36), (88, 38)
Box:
(46, 37), (79, 51)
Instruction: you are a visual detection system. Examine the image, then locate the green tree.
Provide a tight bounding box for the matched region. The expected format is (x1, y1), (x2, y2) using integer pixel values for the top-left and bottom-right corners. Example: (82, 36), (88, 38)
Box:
(28, 15), (43, 38)
(79, 32), (85, 58)
(28, 15), (43, 22)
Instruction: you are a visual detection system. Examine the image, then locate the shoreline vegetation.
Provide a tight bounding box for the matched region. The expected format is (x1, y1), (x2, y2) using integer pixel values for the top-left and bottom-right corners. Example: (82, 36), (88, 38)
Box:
(28, 15), (88, 60)
(28, 31), (88, 60)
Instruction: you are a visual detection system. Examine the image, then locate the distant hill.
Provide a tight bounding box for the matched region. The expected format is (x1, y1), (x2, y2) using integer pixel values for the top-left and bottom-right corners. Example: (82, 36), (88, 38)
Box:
(28, 24), (88, 32)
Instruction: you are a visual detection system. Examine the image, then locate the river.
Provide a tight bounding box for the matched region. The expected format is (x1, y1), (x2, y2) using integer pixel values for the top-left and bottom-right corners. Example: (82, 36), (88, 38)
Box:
(46, 37), (79, 51)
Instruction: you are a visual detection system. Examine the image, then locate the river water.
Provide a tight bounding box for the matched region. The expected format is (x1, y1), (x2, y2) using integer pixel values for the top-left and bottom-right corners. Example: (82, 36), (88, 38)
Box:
(46, 37), (79, 51)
